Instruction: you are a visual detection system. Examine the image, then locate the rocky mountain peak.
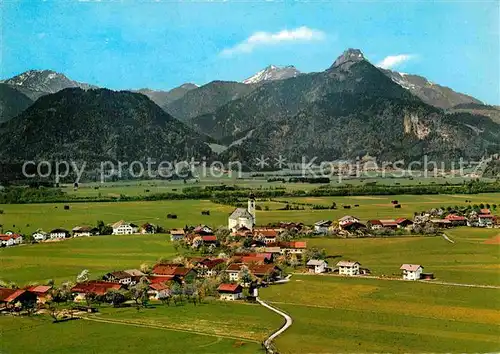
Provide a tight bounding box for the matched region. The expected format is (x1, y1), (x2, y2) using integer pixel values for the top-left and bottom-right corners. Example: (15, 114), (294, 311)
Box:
(243, 65), (301, 84)
(331, 48), (366, 69)
(3, 69), (96, 94)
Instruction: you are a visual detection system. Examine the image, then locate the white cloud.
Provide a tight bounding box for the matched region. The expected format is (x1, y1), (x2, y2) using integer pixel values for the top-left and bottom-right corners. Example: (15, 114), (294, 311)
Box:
(221, 26), (325, 57)
(376, 54), (414, 69)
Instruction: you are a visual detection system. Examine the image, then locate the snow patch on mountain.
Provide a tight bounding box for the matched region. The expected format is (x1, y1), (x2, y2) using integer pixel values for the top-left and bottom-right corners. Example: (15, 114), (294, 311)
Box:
(243, 65), (300, 84)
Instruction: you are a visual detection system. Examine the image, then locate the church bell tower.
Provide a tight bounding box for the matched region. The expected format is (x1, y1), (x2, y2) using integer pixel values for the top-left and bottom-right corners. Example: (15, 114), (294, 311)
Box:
(248, 194), (256, 226)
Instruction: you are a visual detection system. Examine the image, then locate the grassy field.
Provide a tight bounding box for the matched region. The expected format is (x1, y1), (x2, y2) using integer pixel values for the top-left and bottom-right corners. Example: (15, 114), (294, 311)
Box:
(2, 193), (500, 235)
(61, 176), (497, 198)
(304, 227), (500, 286)
(0, 234), (178, 284)
(260, 275), (500, 353)
(0, 304), (270, 354)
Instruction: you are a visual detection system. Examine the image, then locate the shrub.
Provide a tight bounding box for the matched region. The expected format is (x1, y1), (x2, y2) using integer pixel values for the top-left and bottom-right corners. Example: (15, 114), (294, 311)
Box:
(64, 205), (70, 210)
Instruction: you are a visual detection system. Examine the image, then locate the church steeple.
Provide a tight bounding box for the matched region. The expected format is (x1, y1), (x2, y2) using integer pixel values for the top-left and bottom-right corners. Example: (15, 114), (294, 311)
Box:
(248, 194), (256, 226)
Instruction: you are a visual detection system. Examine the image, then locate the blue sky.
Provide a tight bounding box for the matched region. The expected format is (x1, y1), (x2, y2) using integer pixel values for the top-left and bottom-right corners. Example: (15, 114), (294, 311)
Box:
(2, 0), (499, 104)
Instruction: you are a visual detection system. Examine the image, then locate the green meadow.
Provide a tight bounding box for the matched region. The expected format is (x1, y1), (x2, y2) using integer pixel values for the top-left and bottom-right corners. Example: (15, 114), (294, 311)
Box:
(260, 275), (500, 353)
(2, 193), (500, 235)
(0, 313), (265, 354)
(1, 191), (499, 353)
(0, 234), (179, 284)
(304, 227), (500, 285)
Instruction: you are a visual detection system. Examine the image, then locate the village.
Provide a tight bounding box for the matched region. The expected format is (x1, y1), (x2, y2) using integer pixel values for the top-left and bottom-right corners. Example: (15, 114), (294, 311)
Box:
(1, 196), (499, 314)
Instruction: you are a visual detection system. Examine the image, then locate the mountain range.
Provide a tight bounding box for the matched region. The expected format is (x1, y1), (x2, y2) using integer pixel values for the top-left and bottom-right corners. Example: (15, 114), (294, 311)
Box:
(1, 48), (498, 169)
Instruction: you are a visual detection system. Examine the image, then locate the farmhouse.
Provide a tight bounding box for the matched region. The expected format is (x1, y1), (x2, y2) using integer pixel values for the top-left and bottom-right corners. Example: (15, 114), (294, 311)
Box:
(249, 264), (282, 281)
(279, 241), (307, 255)
(337, 260), (360, 276)
(49, 228), (70, 239)
(193, 225), (213, 235)
(400, 264), (423, 280)
(170, 228), (185, 241)
(478, 214), (495, 227)
(201, 235), (217, 245)
(395, 218), (414, 228)
(367, 220), (383, 230)
(111, 220), (138, 235)
(72, 226), (98, 237)
(254, 229), (279, 244)
(26, 285), (52, 303)
(217, 283), (243, 301)
(0, 288), (37, 309)
(306, 259), (328, 274)
(0, 234), (23, 247)
(226, 263), (243, 282)
(147, 282), (171, 300)
(152, 264), (197, 282)
(430, 219), (452, 228)
(341, 221), (366, 232)
(32, 231), (48, 241)
(196, 258), (225, 277)
(71, 281), (123, 301)
(444, 214), (467, 226)
(228, 197), (256, 232)
(314, 220), (332, 234)
(103, 271), (135, 286)
(338, 215), (360, 228)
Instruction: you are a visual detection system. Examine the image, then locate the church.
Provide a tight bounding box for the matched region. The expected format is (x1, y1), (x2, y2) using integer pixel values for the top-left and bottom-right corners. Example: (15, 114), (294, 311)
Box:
(228, 196), (256, 232)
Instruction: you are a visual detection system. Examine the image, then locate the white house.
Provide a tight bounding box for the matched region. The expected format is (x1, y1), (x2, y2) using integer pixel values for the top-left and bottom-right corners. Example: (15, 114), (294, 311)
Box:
(32, 232), (47, 242)
(217, 283), (243, 301)
(314, 220), (332, 234)
(337, 260), (360, 276)
(228, 198), (256, 232)
(338, 216), (360, 228)
(112, 220), (138, 235)
(49, 229), (70, 239)
(400, 264), (423, 280)
(306, 259), (328, 274)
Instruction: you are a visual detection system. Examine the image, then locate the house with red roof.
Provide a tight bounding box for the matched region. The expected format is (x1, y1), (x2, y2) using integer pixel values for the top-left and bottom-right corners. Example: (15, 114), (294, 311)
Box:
(196, 258), (226, 277)
(0, 234), (23, 247)
(26, 285), (52, 303)
(400, 264), (423, 280)
(217, 283), (243, 301)
(0, 288), (37, 309)
(152, 264), (197, 282)
(201, 235), (217, 245)
(148, 283), (171, 300)
(444, 214), (467, 226)
(395, 218), (414, 228)
(279, 241), (307, 255)
(70, 281), (123, 301)
(254, 228), (279, 244)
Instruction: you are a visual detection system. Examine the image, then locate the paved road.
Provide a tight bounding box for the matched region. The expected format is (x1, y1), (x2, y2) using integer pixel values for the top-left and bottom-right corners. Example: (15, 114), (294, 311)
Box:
(257, 297), (293, 353)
